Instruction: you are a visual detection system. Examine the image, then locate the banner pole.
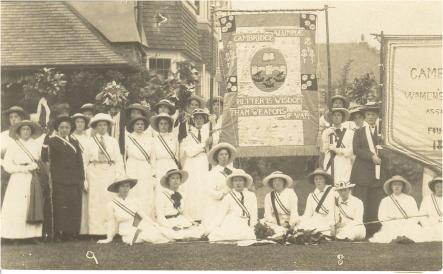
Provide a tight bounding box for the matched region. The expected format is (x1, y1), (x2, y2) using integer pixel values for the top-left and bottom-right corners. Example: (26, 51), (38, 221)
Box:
(210, 5), (215, 103)
(324, 5), (332, 109)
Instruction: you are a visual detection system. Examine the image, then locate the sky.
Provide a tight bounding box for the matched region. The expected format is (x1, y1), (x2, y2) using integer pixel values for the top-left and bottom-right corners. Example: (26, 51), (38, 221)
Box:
(231, 0), (442, 47)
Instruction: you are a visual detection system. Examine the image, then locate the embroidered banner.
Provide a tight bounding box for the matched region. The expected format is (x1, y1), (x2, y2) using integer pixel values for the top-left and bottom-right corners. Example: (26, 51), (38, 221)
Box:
(218, 13), (319, 157)
(383, 36), (442, 167)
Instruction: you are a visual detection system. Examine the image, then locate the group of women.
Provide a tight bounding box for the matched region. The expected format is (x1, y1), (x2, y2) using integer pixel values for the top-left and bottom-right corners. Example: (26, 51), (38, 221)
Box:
(0, 95), (441, 245)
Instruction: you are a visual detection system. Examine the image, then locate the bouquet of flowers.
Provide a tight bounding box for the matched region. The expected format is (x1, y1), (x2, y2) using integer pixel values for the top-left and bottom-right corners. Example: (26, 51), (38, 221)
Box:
(23, 67), (67, 100)
(254, 222), (276, 240)
(285, 228), (328, 245)
(95, 81), (129, 108)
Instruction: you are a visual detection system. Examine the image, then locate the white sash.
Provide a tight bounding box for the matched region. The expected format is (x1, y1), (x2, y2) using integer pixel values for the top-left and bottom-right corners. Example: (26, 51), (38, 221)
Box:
(54, 135), (77, 153)
(364, 126), (380, 179)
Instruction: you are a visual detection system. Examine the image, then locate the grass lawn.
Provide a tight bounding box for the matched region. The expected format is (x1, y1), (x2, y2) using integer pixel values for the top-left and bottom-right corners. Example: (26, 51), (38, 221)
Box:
(1, 240), (441, 271)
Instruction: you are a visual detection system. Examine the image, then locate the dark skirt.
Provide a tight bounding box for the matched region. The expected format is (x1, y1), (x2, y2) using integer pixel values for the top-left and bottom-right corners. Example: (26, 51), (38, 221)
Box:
(53, 183), (82, 234)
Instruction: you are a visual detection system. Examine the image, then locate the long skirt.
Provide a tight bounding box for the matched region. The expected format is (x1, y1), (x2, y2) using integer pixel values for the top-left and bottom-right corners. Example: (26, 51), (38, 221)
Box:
(335, 221), (366, 240)
(299, 214), (333, 236)
(182, 154), (209, 221)
(53, 183), (82, 234)
(126, 158), (155, 218)
(369, 219), (425, 243)
(79, 183), (88, 234)
(155, 158), (177, 181)
(86, 163), (117, 235)
(1, 172), (42, 239)
(208, 215), (256, 242)
(120, 220), (172, 244)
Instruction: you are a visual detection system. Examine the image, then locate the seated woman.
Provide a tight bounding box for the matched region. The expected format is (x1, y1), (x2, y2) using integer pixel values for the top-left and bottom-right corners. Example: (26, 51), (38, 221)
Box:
(97, 177), (172, 245)
(420, 176), (442, 242)
(155, 169), (204, 240)
(261, 171), (300, 236)
(331, 181), (366, 241)
(299, 169), (335, 235)
(207, 169), (258, 242)
(370, 175), (424, 243)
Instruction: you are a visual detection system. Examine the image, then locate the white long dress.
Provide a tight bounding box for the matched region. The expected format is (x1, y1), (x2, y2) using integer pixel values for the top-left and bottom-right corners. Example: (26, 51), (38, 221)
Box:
(104, 196), (171, 244)
(262, 188), (300, 235)
(419, 194), (442, 242)
(1, 138), (43, 238)
(151, 132), (179, 180)
(333, 194), (366, 240)
(1, 129), (11, 158)
(211, 116), (223, 145)
(203, 164), (233, 228)
(83, 133), (124, 235)
(125, 132), (156, 218)
(207, 189), (258, 242)
(299, 186), (336, 235)
(71, 131), (90, 235)
(181, 125), (210, 221)
(155, 187), (204, 239)
(370, 193), (424, 243)
(321, 125), (354, 182)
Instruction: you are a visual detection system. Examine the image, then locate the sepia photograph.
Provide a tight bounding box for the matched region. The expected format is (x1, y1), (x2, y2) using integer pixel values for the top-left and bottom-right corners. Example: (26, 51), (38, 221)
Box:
(0, 0), (442, 271)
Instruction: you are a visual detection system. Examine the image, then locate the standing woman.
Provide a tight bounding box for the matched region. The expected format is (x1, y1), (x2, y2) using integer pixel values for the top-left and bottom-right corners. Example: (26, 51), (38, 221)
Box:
(70, 113), (90, 236)
(125, 116), (156, 217)
(150, 113), (180, 180)
(1, 120), (44, 240)
(83, 113), (124, 236)
(181, 108), (211, 222)
(208, 96), (224, 145)
(204, 142), (237, 227)
(42, 115), (84, 241)
(207, 169), (258, 242)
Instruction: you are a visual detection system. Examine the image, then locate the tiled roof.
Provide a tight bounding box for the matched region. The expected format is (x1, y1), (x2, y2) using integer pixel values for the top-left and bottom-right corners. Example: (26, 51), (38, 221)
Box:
(141, 1), (201, 61)
(1, 1), (131, 69)
(198, 27), (217, 74)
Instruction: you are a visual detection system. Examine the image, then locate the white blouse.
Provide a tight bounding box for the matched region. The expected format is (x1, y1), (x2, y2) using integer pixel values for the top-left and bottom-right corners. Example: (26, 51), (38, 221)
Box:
(264, 188), (299, 227)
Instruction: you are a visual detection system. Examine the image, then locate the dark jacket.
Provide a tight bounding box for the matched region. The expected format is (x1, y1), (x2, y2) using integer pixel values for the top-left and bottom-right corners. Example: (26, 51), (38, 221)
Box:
(43, 135), (85, 185)
(350, 126), (388, 187)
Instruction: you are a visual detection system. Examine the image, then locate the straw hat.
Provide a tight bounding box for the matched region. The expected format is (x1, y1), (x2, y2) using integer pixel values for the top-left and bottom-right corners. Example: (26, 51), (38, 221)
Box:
(9, 120), (43, 139)
(226, 169), (253, 189)
(80, 103), (95, 112)
(326, 107), (350, 123)
(153, 99), (176, 115)
(3, 106), (27, 118)
(150, 113), (174, 133)
(89, 113), (114, 128)
(361, 101), (380, 113)
(207, 142), (237, 166)
(263, 171), (294, 188)
(71, 113), (90, 126)
(192, 108), (209, 122)
(334, 181), (356, 190)
(126, 116), (149, 133)
(188, 95), (205, 107)
(160, 169), (189, 188)
(307, 168), (333, 185)
(126, 103), (148, 117)
(107, 177), (138, 193)
(428, 176), (442, 193)
(383, 175), (412, 195)
(53, 114), (74, 131)
(331, 95), (349, 108)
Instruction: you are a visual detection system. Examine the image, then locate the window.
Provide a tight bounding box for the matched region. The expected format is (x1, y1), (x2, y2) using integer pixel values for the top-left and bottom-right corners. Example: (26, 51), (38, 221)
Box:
(149, 58), (171, 79)
(195, 1), (200, 15)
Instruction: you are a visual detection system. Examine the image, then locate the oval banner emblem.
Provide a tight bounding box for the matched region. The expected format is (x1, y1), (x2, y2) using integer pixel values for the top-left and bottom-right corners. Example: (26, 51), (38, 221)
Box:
(250, 48), (287, 92)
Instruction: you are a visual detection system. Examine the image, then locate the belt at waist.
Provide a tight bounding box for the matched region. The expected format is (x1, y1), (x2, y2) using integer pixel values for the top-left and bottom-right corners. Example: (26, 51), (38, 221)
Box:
(89, 160), (115, 165)
(165, 213), (180, 219)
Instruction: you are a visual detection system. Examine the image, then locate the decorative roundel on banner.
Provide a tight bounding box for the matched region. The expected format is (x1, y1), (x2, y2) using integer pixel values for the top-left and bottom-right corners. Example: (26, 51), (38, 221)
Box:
(250, 48), (287, 92)
(300, 14), (316, 30)
(226, 76), (238, 92)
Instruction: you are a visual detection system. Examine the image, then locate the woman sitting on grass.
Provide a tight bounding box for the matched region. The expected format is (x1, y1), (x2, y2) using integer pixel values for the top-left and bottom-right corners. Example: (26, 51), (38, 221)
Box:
(155, 169), (205, 240)
(419, 176), (442, 242)
(98, 177), (172, 245)
(206, 169), (258, 243)
(369, 175), (424, 243)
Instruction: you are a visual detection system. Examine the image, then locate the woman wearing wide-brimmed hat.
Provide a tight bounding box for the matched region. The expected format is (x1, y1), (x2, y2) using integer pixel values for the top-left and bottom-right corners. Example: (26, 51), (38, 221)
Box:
(207, 169), (258, 242)
(155, 169), (205, 240)
(299, 168), (336, 235)
(369, 175), (424, 243)
(147, 99), (178, 138)
(70, 113), (91, 235)
(419, 176), (442, 242)
(181, 108), (212, 222)
(176, 95), (207, 143)
(125, 116), (156, 218)
(2, 120), (44, 239)
(203, 142), (237, 227)
(83, 113), (124, 236)
(331, 181), (366, 240)
(150, 113), (180, 180)
(261, 171), (299, 236)
(98, 177), (172, 245)
(321, 108), (354, 183)
(40, 115), (84, 241)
